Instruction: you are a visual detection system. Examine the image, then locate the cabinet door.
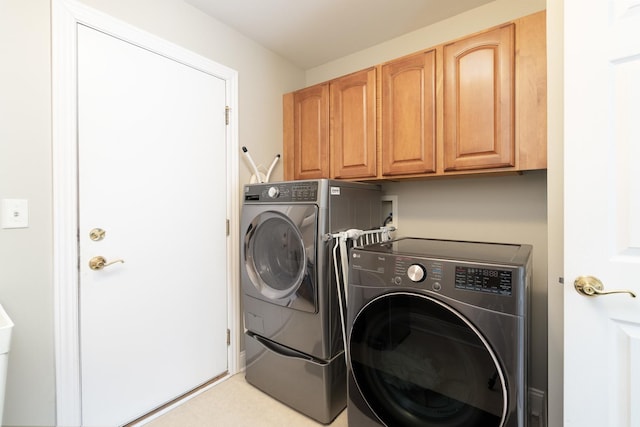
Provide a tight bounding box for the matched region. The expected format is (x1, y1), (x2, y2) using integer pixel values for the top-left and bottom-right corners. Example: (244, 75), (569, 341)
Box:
(330, 68), (377, 179)
(381, 50), (437, 176)
(515, 11), (547, 171)
(292, 83), (329, 179)
(443, 24), (515, 171)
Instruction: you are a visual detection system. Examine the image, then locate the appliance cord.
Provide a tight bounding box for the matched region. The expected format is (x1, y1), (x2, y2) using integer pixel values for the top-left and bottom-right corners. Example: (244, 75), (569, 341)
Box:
(332, 237), (349, 354)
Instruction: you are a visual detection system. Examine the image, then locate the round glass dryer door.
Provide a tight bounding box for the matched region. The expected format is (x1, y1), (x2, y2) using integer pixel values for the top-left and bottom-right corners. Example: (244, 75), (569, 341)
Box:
(244, 207), (317, 313)
(349, 292), (507, 427)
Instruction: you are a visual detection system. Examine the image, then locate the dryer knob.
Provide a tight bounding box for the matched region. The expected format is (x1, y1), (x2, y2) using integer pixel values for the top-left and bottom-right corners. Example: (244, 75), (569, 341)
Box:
(267, 186), (280, 198)
(407, 264), (426, 282)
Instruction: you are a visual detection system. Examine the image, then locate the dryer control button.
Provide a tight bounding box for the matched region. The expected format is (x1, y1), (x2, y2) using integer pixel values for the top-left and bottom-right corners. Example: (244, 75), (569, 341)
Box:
(267, 186), (280, 198)
(407, 264), (426, 282)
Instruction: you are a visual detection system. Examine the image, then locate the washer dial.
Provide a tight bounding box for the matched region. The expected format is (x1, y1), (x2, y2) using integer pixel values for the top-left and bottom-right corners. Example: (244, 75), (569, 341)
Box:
(407, 264), (426, 282)
(267, 186), (280, 198)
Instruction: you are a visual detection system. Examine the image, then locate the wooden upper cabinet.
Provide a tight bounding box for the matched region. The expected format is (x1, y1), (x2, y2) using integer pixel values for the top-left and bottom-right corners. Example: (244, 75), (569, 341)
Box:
(381, 50), (437, 176)
(330, 68), (377, 179)
(443, 24), (515, 171)
(283, 11), (546, 182)
(289, 83), (330, 180)
(514, 11), (547, 171)
(283, 69), (375, 180)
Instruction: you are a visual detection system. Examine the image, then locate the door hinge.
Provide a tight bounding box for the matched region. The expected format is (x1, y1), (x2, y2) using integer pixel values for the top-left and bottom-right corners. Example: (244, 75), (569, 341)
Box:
(226, 219), (230, 236)
(226, 328), (231, 346)
(225, 106), (230, 125)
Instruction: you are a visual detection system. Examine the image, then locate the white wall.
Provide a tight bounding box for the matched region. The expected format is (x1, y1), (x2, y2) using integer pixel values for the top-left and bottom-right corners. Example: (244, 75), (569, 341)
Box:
(545, 0), (564, 425)
(305, 0), (547, 86)
(303, 0), (551, 416)
(0, 2), (55, 425)
(0, 0), (303, 424)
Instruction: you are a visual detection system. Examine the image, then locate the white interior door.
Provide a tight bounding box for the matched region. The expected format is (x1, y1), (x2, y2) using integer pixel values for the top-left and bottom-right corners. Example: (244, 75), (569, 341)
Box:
(77, 24), (228, 426)
(564, 0), (640, 425)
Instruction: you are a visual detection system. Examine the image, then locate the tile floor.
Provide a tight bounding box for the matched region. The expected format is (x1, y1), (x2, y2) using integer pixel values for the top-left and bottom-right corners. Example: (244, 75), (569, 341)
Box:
(144, 374), (348, 427)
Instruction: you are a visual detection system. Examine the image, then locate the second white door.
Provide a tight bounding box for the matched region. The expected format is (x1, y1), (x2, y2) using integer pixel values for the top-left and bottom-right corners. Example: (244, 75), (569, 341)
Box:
(77, 24), (229, 426)
(564, 0), (640, 425)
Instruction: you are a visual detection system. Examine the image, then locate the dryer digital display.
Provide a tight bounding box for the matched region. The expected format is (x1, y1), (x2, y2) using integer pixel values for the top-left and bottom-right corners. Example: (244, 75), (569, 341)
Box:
(454, 266), (513, 295)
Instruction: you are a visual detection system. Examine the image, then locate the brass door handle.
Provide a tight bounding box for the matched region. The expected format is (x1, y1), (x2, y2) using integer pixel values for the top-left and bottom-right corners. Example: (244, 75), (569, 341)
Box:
(574, 275), (636, 298)
(89, 256), (125, 271)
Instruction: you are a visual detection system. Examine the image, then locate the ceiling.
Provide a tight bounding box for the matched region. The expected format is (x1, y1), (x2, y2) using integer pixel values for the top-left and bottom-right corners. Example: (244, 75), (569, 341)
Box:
(184, 0), (495, 69)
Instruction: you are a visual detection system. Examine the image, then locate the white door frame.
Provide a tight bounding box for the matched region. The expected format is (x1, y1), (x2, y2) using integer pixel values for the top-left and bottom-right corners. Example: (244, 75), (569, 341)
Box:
(51, 1), (240, 424)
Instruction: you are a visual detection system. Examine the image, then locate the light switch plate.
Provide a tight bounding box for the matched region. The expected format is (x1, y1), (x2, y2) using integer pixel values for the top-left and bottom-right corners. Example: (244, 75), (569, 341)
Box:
(1, 199), (29, 229)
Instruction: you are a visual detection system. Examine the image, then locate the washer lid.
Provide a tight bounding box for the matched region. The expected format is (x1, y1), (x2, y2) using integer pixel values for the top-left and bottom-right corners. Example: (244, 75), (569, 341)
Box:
(364, 237), (531, 266)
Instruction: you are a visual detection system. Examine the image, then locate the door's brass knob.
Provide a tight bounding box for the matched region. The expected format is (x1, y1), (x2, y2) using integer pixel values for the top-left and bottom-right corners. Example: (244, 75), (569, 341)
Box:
(89, 256), (125, 271)
(574, 275), (636, 298)
(89, 228), (106, 241)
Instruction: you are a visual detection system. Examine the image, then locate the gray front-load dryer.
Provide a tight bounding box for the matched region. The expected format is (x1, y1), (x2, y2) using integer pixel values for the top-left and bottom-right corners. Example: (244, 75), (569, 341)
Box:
(347, 237), (532, 427)
(241, 179), (381, 424)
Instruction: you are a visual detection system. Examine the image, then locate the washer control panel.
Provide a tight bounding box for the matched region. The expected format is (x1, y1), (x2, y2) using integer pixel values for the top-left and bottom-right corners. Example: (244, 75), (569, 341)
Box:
(407, 264), (426, 282)
(349, 238), (529, 316)
(244, 181), (319, 202)
(267, 186), (280, 198)
(453, 265), (513, 295)
(351, 250), (517, 297)
(391, 257), (444, 292)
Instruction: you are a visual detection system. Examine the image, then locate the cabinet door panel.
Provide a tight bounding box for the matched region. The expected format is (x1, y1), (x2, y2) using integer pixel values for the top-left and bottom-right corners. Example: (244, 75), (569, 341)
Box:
(444, 24), (515, 171)
(381, 50), (437, 176)
(330, 68), (376, 178)
(293, 84), (329, 179)
(515, 11), (547, 171)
